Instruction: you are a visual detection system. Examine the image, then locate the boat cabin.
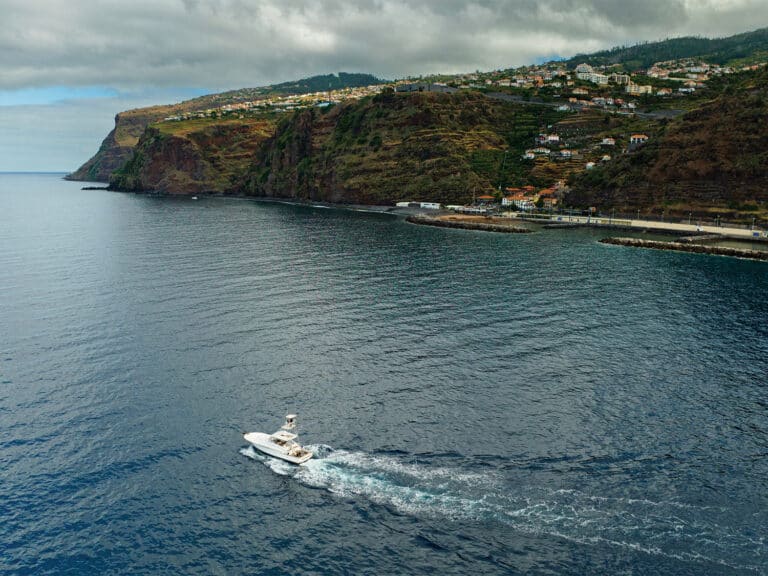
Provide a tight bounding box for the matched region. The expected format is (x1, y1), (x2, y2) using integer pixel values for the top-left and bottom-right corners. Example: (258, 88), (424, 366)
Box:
(270, 429), (297, 446)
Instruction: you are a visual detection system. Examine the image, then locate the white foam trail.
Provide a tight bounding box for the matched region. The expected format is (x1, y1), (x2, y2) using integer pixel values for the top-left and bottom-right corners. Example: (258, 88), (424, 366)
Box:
(306, 447), (496, 487)
(240, 446), (766, 572)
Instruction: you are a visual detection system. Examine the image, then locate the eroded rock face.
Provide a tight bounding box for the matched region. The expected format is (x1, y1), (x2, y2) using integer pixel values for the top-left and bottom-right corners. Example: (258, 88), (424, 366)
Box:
(109, 129), (209, 194)
(241, 92), (509, 205)
(66, 126), (135, 183)
(109, 122), (273, 194)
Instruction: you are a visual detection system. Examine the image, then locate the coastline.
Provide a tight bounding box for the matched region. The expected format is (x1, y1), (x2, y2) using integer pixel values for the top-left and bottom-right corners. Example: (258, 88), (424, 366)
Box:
(90, 182), (435, 218)
(76, 183), (768, 262)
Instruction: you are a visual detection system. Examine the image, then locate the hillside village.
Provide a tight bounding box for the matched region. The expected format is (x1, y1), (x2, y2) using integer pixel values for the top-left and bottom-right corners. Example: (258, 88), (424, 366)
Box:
(161, 57), (767, 124)
(70, 28), (768, 228)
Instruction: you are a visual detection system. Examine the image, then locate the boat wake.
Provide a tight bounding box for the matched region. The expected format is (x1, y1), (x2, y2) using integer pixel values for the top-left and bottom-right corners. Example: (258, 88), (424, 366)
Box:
(240, 445), (765, 573)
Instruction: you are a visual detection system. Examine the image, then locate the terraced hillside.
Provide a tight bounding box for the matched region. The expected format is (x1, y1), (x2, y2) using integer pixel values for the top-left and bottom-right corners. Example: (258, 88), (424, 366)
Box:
(569, 67), (768, 222)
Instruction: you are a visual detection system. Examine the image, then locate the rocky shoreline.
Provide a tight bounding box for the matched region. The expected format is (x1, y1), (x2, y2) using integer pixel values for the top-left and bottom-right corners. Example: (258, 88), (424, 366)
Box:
(406, 215), (532, 233)
(600, 237), (768, 261)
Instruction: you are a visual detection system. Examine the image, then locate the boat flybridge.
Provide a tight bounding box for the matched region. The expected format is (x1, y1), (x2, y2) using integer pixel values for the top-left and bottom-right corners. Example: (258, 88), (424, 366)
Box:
(243, 414), (313, 465)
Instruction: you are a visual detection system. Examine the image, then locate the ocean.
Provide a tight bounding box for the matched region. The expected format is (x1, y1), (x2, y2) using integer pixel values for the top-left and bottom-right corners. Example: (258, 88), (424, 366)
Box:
(1, 173), (767, 575)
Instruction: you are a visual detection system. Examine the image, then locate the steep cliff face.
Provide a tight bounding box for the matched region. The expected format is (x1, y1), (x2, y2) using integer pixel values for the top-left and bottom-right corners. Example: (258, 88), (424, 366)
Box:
(68, 73), (387, 183)
(243, 91), (546, 205)
(68, 108), (177, 182)
(103, 80), (768, 218)
(569, 68), (768, 220)
(67, 122), (136, 182)
(106, 91), (561, 203)
(109, 120), (274, 194)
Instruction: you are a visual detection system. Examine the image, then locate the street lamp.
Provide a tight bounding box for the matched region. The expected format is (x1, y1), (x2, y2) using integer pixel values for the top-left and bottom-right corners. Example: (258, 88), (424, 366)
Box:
(688, 212), (692, 225)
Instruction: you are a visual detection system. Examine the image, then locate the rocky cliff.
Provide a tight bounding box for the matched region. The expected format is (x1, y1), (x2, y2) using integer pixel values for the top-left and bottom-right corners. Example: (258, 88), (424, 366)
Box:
(87, 69), (768, 220)
(68, 73), (386, 183)
(68, 106), (182, 182)
(109, 119), (275, 194)
(242, 90), (567, 204)
(110, 91), (565, 204)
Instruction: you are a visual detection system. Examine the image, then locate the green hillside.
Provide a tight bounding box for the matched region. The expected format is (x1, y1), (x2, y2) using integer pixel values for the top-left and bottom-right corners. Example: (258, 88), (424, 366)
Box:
(568, 67), (768, 222)
(564, 27), (768, 70)
(242, 91), (568, 204)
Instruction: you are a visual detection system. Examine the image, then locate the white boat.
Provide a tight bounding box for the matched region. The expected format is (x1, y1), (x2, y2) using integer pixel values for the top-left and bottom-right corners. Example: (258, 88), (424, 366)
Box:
(243, 414), (313, 465)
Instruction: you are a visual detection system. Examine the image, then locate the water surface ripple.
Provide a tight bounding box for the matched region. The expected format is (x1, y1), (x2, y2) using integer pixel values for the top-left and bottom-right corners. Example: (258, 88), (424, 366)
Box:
(1, 174), (767, 575)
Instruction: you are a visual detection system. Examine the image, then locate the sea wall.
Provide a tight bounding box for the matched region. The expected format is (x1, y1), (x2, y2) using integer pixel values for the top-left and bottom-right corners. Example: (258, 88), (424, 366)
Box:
(600, 237), (768, 261)
(406, 215), (532, 233)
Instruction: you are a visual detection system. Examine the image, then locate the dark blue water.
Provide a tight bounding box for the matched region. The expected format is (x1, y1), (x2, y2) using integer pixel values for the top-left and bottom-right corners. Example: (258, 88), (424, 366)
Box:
(1, 173), (767, 575)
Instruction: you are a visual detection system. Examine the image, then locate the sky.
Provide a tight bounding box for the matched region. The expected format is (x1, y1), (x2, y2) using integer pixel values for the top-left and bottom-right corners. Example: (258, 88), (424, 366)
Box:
(1, 0), (767, 172)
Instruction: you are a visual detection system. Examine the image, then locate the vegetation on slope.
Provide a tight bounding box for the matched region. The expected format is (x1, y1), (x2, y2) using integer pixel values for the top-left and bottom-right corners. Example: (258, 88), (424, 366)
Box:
(242, 91), (567, 205)
(564, 27), (768, 71)
(568, 67), (768, 221)
(110, 117), (275, 194)
(69, 73), (385, 182)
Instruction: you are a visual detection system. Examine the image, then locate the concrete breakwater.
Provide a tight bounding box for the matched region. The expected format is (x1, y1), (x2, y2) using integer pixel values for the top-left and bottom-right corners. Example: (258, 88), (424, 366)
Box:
(406, 215), (532, 233)
(600, 237), (768, 261)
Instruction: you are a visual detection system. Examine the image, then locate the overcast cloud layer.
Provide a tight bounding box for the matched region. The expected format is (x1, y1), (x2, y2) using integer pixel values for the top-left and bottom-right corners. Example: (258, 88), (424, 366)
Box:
(3, 0), (768, 90)
(1, 0), (767, 170)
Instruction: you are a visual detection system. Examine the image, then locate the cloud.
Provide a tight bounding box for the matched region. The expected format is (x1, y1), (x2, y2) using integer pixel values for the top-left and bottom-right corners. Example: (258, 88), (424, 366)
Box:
(0, 0), (765, 92)
(0, 0), (766, 170)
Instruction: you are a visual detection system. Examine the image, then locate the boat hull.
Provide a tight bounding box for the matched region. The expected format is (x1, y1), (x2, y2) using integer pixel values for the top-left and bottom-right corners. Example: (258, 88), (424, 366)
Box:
(243, 432), (313, 465)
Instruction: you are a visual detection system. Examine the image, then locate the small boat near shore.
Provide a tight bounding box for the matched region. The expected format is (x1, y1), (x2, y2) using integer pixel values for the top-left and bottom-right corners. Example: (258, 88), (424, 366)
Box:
(243, 414), (313, 465)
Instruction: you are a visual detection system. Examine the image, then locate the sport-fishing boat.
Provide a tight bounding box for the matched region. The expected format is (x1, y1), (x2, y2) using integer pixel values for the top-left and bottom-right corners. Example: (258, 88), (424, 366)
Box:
(243, 414), (313, 465)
